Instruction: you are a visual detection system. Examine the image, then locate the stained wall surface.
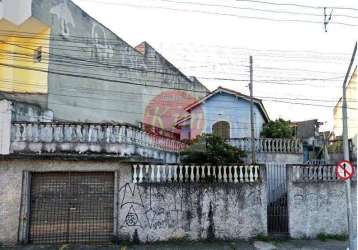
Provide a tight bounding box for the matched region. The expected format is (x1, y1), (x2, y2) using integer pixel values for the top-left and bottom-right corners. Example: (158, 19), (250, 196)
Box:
(287, 167), (357, 238)
(0, 159), (268, 245)
(116, 164), (268, 242)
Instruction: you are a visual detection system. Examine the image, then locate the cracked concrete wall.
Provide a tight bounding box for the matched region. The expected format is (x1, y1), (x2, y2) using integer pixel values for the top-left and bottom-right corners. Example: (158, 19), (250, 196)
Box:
(116, 165), (268, 242)
(288, 168), (357, 238)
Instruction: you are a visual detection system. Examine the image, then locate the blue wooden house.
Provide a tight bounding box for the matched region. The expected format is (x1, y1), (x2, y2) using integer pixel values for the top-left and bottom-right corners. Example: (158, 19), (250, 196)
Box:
(176, 87), (270, 140)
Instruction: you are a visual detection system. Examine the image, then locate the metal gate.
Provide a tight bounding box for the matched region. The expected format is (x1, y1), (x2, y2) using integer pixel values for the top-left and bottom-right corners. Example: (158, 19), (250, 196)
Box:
(29, 172), (114, 244)
(266, 163), (288, 235)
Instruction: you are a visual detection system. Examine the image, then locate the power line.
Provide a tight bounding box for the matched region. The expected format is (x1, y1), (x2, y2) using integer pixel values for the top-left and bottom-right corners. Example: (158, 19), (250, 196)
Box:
(2, 77), (355, 103)
(0, 30), (352, 68)
(0, 30), (352, 64)
(74, 0), (357, 27)
(0, 53), (345, 88)
(0, 41), (346, 86)
(1, 64), (356, 110)
(233, 0), (358, 11)
(79, 0), (358, 19)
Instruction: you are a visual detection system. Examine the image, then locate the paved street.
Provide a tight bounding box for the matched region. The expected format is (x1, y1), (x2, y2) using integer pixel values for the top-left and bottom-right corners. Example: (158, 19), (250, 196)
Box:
(1, 240), (348, 250)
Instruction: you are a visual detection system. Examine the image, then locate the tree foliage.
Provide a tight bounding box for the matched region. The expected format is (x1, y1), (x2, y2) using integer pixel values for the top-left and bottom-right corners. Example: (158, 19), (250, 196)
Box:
(260, 118), (294, 139)
(180, 134), (246, 165)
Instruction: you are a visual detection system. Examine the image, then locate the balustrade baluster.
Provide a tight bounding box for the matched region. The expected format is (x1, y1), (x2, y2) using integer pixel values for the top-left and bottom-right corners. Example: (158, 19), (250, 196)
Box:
(151, 165), (155, 182)
(317, 166), (322, 180)
(138, 165), (144, 183)
(228, 166), (233, 182)
(239, 166), (244, 182)
(322, 166), (327, 180)
(19, 124), (26, 141)
(249, 165), (254, 182)
(207, 165), (211, 179)
(233, 166), (238, 183)
(185, 165), (189, 182)
(173, 165), (178, 182)
(201, 165), (205, 181)
(167, 165), (172, 182)
(55, 124), (63, 142)
(133, 165), (138, 183)
(212, 165), (217, 179)
(218, 166), (222, 182)
(179, 165), (184, 182)
(190, 165), (195, 182)
(156, 165), (161, 182)
(39, 124), (46, 142)
(267, 139), (272, 152)
(332, 165), (336, 180)
(195, 166), (200, 182)
(255, 165), (259, 181)
(26, 124), (33, 142)
(31, 124), (38, 142)
(145, 165), (150, 182)
(223, 166), (228, 182)
(244, 165), (249, 182)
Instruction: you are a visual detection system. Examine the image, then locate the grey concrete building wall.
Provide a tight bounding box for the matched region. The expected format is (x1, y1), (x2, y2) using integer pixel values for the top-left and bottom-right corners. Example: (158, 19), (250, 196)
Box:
(31, 0), (208, 125)
(117, 164), (268, 242)
(0, 159), (267, 245)
(287, 167), (357, 238)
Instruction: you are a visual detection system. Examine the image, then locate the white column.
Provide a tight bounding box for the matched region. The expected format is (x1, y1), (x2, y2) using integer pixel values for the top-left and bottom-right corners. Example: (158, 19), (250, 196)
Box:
(0, 100), (12, 155)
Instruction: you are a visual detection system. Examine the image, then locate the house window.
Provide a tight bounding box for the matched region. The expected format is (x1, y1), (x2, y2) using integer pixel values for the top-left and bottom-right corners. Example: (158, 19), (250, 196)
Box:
(212, 121), (230, 139)
(34, 47), (42, 63)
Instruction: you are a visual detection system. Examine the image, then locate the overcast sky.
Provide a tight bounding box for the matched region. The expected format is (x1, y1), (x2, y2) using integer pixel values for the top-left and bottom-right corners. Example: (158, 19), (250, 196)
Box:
(73, 0), (357, 131)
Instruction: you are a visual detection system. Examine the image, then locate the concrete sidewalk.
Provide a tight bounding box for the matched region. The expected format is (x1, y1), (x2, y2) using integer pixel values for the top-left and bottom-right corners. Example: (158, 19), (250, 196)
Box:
(1, 240), (349, 250)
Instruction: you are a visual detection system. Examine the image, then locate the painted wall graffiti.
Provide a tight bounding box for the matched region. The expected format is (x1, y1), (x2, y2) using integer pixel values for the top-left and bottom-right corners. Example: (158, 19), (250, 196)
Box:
(50, 0), (75, 38)
(293, 189), (345, 211)
(117, 183), (265, 242)
(91, 23), (114, 61)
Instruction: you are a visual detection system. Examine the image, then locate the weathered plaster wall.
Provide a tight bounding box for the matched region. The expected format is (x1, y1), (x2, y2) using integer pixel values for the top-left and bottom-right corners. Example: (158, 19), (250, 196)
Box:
(0, 159), (267, 245)
(11, 101), (53, 122)
(0, 159), (123, 245)
(116, 165), (268, 242)
(256, 153), (303, 164)
(288, 168), (357, 238)
(30, 0), (207, 125)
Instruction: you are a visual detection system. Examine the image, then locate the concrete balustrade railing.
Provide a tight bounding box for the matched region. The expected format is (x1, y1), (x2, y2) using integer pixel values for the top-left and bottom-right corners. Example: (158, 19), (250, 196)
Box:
(227, 138), (303, 154)
(11, 122), (186, 152)
(290, 165), (356, 182)
(132, 164), (261, 183)
(9, 122), (186, 162)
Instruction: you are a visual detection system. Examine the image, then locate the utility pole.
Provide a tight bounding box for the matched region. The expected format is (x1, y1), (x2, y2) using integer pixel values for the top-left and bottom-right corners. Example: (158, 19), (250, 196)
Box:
(342, 41), (357, 250)
(249, 56), (256, 164)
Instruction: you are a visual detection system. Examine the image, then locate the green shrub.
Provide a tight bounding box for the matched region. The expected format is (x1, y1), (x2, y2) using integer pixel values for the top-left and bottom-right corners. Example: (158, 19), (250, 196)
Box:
(261, 118), (294, 139)
(180, 134), (246, 165)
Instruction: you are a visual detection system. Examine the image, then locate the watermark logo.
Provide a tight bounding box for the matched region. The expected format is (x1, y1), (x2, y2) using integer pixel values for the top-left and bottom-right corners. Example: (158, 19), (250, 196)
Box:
(143, 90), (204, 140)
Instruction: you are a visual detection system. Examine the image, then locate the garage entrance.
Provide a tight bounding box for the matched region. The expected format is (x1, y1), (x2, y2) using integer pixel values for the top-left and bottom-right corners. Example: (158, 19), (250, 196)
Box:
(29, 172), (114, 244)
